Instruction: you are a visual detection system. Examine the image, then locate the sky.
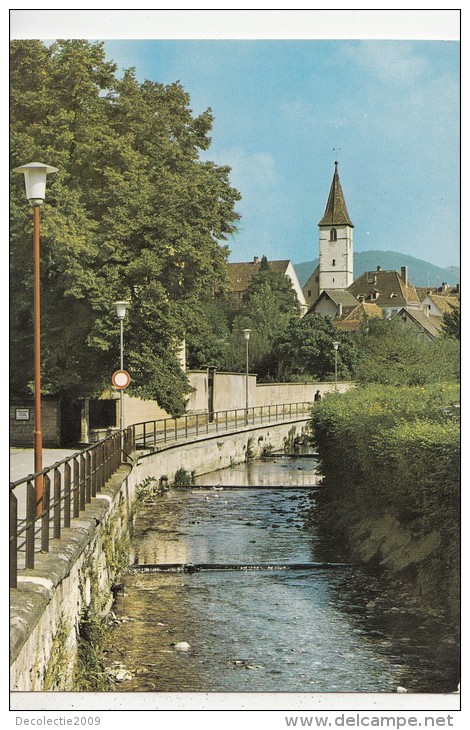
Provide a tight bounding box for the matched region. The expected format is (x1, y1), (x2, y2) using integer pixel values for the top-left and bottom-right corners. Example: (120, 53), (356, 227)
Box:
(9, 10), (461, 271)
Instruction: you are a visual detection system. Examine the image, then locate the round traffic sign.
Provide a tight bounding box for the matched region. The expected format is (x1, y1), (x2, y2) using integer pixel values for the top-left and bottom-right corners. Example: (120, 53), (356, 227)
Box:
(112, 369), (131, 389)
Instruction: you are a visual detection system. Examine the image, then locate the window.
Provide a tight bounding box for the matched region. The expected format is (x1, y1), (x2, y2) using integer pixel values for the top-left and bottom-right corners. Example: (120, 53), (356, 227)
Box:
(330, 228), (337, 241)
(332, 259), (336, 266)
(307, 290), (312, 298)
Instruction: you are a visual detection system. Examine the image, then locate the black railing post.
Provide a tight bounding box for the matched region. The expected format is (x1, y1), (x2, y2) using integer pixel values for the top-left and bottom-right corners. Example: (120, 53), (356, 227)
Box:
(85, 452), (92, 503)
(64, 461), (71, 527)
(25, 479), (36, 569)
(41, 473), (50, 553)
(53, 468), (61, 539)
(79, 454), (86, 511)
(10, 489), (18, 589)
(91, 449), (97, 498)
(73, 457), (80, 518)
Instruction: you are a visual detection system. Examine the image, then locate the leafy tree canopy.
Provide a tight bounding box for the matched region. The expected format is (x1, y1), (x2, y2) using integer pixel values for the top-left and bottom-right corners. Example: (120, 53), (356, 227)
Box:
(354, 317), (460, 386)
(10, 40), (241, 415)
(441, 304), (460, 341)
(272, 313), (358, 381)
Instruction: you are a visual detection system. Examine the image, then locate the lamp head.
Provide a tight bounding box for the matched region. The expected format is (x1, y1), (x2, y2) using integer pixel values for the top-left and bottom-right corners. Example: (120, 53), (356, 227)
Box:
(114, 301), (128, 319)
(242, 328), (252, 341)
(13, 161), (58, 205)
(333, 341), (339, 351)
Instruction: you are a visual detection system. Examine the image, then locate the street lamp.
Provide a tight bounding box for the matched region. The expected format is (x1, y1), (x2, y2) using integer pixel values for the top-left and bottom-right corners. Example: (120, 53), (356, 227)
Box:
(13, 162), (58, 515)
(333, 341), (339, 391)
(114, 301), (128, 432)
(242, 329), (252, 425)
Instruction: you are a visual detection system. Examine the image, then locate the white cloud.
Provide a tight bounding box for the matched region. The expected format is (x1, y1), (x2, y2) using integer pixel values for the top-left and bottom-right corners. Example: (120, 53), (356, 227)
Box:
(343, 41), (428, 86)
(219, 147), (278, 194)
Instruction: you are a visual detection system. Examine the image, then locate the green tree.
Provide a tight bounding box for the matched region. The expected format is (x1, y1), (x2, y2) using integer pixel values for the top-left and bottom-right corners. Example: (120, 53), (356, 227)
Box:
(272, 314), (358, 381)
(442, 304), (460, 341)
(10, 40), (240, 415)
(218, 258), (301, 377)
(354, 317), (459, 386)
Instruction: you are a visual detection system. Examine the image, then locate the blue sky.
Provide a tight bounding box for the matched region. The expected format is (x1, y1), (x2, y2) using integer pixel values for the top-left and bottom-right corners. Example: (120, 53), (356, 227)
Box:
(10, 11), (461, 269)
(103, 37), (460, 269)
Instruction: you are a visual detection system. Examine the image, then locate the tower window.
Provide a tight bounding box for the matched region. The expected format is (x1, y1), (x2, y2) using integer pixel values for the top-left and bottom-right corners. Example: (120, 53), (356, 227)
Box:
(330, 228), (337, 241)
(332, 259), (336, 266)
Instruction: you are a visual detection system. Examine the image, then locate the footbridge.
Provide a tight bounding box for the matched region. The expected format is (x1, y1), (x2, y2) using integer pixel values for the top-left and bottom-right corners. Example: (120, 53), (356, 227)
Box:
(10, 401), (313, 691)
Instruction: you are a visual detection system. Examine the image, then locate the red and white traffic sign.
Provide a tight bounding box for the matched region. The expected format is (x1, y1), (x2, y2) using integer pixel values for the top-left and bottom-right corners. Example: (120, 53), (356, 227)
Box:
(112, 370), (131, 389)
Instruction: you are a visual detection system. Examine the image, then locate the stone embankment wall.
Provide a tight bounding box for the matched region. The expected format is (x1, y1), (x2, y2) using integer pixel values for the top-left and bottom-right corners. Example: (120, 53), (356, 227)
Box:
(10, 417), (309, 691)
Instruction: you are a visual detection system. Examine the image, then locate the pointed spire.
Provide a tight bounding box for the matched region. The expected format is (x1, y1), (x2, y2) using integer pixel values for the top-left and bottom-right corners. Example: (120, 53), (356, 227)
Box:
(318, 162), (354, 227)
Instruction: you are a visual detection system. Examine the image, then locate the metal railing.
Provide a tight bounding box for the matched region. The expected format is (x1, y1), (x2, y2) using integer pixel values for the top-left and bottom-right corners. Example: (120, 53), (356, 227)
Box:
(130, 401), (312, 450)
(9, 402), (312, 588)
(9, 427), (135, 588)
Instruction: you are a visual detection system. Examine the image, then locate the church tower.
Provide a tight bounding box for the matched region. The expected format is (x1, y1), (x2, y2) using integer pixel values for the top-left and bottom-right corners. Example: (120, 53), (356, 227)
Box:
(318, 161), (354, 292)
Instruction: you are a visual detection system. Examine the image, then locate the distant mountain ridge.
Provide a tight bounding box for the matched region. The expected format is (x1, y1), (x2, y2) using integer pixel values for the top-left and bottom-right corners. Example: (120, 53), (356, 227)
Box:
(294, 251), (460, 289)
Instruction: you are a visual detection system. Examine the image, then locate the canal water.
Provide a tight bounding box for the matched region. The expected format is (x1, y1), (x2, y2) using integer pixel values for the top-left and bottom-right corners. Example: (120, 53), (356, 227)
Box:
(106, 456), (459, 693)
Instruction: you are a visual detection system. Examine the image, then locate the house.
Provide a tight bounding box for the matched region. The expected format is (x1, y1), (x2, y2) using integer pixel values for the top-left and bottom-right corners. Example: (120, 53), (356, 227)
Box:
(307, 288), (359, 318)
(332, 302), (383, 332)
(397, 307), (444, 339)
(226, 256), (308, 315)
(307, 288), (382, 331)
(418, 291), (460, 319)
(346, 265), (421, 317)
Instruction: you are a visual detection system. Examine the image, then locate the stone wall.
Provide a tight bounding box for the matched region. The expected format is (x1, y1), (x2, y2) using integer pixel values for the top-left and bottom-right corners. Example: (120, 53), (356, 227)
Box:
(10, 399), (61, 448)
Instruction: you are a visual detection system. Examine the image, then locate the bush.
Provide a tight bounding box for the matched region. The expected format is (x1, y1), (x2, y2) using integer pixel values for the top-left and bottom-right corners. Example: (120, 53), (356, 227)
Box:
(173, 468), (195, 487)
(310, 383), (460, 548)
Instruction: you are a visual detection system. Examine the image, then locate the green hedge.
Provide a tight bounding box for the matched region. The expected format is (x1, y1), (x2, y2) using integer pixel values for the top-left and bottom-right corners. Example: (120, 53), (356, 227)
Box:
(310, 382), (460, 549)
(310, 383), (460, 618)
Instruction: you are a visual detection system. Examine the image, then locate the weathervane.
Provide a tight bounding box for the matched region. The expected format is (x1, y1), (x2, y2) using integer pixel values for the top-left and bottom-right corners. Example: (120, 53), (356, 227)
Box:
(332, 148), (342, 169)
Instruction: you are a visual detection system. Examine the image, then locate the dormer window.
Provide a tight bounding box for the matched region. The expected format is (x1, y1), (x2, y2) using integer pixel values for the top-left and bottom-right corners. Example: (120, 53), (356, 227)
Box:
(390, 292), (397, 298)
(330, 228), (337, 241)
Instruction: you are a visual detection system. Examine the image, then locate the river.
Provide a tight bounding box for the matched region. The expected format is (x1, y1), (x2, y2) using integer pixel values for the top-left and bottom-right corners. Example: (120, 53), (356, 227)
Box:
(105, 455), (459, 693)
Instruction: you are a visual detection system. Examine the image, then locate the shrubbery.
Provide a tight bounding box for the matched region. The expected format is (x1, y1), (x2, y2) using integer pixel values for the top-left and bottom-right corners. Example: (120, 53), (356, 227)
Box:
(310, 383), (460, 618)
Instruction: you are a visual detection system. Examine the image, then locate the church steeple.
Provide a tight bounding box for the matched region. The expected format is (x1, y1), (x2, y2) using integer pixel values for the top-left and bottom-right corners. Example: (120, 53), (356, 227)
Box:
(318, 161), (354, 227)
(317, 161), (354, 292)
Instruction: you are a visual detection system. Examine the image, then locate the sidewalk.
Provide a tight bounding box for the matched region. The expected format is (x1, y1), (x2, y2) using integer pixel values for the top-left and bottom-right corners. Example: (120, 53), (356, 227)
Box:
(10, 448), (80, 484)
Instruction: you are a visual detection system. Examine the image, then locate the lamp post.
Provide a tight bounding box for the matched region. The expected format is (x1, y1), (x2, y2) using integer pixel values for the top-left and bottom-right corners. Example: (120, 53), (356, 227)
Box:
(13, 162), (58, 515)
(242, 329), (252, 425)
(114, 301), (128, 432)
(333, 341), (339, 391)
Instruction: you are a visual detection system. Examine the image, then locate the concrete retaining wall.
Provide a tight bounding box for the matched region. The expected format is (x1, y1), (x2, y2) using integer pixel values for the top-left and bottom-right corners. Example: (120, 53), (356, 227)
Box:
(255, 381), (351, 406)
(10, 417), (309, 691)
